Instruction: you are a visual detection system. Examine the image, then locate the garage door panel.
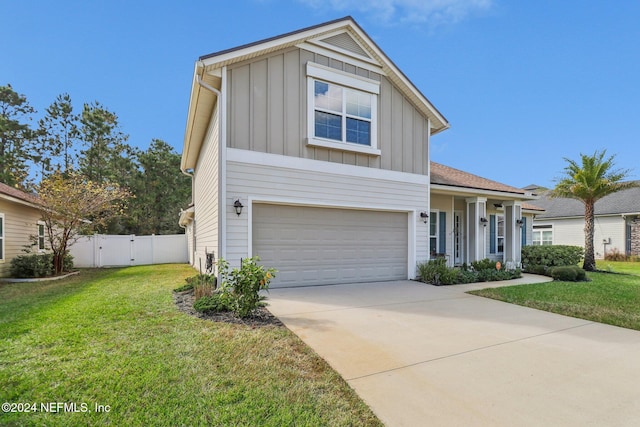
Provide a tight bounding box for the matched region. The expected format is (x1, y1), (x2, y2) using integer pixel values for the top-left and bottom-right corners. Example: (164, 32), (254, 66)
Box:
(253, 204), (408, 287)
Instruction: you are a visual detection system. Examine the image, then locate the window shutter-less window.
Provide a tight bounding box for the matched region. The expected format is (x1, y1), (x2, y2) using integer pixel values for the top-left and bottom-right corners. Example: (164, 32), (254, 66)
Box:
(489, 215), (496, 254)
(439, 212), (446, 254)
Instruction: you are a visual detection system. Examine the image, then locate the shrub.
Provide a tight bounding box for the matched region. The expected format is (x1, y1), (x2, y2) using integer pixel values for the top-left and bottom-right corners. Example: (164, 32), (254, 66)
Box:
(193, 293), (231, 313)
(525, 264), (548, 276)
(605, 248), (628, 261)
(185, 274), (217, 299)
(521, 245), (584, 271)
(548, 265), (587, 282)
(417, 258), (448, 285)
(216, 257), (277, 318)
(9, 252), (73, 278)
(416, 258), (521, 285)
(471, 258), (498, 271)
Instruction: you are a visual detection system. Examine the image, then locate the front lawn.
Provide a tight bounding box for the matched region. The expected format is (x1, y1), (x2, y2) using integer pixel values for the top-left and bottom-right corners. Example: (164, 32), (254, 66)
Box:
(470, 267), (640, 331)
(596, 259), (640, 276)
(0, 265), (381, 426)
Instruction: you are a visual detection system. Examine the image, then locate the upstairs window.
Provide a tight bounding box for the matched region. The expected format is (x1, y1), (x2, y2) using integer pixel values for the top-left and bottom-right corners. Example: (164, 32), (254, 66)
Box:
(306, 63), (380, 155)
(314, 81), (372, 145)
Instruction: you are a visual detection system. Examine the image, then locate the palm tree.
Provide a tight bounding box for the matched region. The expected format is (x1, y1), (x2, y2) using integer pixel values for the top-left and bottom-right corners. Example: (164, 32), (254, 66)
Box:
(552, 150), (637, 271)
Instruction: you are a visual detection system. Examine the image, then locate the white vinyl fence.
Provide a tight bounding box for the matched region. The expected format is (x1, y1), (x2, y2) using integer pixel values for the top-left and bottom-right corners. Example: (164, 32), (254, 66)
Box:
(70, 234), (188, 268)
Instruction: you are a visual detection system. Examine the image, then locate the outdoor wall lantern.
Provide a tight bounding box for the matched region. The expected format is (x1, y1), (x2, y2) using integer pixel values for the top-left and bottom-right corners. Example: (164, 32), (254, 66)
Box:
(516, 218), (525, 227)
(420, 211), (429, 223)
(480, 217), (488, 226)
(233, 199), (244, 216)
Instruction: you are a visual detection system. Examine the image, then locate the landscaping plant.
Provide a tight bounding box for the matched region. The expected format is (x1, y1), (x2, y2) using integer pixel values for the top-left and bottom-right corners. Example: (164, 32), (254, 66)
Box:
(193, 257), (277, 318)
(417, 258), (521, 286)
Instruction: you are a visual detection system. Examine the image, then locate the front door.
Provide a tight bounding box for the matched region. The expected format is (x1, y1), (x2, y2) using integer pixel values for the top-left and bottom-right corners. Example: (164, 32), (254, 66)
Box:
(454, 211), (464, 265)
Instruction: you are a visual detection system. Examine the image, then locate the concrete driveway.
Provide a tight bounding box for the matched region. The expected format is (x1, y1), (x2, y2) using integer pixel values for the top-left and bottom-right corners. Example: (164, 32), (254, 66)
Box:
(267, 276), (640, 426)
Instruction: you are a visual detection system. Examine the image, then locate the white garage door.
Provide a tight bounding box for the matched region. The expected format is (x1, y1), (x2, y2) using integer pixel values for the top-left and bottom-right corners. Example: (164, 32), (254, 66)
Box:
(252, 204), (408, 287)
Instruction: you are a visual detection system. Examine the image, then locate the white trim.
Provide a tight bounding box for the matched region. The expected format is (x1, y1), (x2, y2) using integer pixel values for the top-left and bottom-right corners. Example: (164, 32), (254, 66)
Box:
(429, 208), (440, 259)
(306, 138), (381, 156)
(306, 62), (380, 93)
(220, 66), (228, 260)
(247, 196), (417, 280)
(226, 148), (429, 185)
(431, 184), (538, 200)
(298, 42), (382, 72)
(306, 63), (379, 154)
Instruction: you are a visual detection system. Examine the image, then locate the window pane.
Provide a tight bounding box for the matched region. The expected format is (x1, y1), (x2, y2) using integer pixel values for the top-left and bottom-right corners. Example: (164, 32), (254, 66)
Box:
(542, 230), (553, 245)
(315, 111), (342, 141)
(346, 118), (370, 145)
(430, 237), (437, 257)
(314, 81), (342, 112)
(533, 231), (541, 245)
(346, 90), (371, 119)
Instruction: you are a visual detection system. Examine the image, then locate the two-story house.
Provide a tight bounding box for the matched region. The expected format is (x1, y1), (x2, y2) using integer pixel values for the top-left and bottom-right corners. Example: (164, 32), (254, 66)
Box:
(180, 16), (538, 287)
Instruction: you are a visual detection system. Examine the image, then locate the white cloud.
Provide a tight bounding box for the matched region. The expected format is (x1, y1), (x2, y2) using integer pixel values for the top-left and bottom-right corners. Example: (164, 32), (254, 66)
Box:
(298, 0), (493, 26)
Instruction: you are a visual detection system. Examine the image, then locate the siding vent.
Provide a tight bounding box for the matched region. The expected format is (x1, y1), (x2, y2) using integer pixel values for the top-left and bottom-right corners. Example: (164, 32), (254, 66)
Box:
(321, 33), (370, 58)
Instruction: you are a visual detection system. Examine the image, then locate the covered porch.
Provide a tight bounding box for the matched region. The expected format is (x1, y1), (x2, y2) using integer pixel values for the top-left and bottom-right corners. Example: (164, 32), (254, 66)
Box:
(429, 162), (539, 267)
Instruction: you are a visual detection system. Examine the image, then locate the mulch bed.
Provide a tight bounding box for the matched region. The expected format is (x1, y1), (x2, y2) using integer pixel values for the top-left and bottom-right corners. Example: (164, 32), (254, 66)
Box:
(173, 290), (284, 328)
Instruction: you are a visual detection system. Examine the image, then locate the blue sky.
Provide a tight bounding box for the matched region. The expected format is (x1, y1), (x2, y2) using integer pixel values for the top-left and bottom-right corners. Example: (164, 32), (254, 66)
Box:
(2, 0), (639, 188)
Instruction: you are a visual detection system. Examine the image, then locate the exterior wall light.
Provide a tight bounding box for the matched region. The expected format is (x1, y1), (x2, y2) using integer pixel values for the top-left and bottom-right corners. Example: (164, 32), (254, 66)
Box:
(516, 219), (525, 227)
(233, 199), (244, 216)
(480, 217), (488, 226)
(420, 212), (429, 223)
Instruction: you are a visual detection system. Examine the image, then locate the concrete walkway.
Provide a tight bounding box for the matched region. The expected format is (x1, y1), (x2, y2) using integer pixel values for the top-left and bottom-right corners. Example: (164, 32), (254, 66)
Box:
(267, 275), (640, 426)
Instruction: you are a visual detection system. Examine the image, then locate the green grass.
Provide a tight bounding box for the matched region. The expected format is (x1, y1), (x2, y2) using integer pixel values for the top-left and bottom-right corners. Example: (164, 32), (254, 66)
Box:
(596, 259), (640, 276)
(0, 265), (381, 426)
(470, 263), (640, 331)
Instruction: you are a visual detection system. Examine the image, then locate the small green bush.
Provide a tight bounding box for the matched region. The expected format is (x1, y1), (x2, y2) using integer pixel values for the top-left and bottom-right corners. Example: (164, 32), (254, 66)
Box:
(417, 258), (448, 285)
(471, 258), (498, 271)
(216, 257), (277, 318)
(546, 265), (587, 282)
(10, 253), (73, 278)
(525, 264), (548, 275)
(173, 282), (194, 292)
(522, 245), (584, 270)
(193, 293), (231, 313)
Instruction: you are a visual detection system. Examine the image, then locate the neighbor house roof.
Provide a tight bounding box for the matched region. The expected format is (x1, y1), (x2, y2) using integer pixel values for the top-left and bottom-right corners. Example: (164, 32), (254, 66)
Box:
(0, 183), (40, 208)
(533, 182), (640, 219)
(430, 162), (538, 200)
(182, 16), (450, 170)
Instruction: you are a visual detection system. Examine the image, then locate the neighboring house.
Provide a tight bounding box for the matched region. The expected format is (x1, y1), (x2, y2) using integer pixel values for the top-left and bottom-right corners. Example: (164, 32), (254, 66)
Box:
(532, 184), (640, 258)
(0, 183), (46, 277)
(179, 17), (538, 287)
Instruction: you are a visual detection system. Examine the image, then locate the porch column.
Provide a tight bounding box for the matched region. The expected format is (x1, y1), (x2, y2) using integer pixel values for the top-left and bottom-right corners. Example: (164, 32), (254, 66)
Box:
(466, 197), (487, 263)
(503, 201), (523, 267)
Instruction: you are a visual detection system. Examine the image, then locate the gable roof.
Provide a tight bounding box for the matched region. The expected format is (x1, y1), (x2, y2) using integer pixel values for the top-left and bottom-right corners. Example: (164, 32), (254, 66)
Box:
(430, 162), (537, 199)
(533, 183), (640, 219)
(183, 16), (449, 170)
(0, 183), (40, 208)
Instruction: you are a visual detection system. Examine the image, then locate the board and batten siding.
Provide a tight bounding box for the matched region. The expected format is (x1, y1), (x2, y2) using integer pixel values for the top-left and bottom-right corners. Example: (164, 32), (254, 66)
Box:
(192, 103), (220, 270)
(224, 151), (429, 278)
(225, 47), (429, 175)
(0, 200), (44, 277)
